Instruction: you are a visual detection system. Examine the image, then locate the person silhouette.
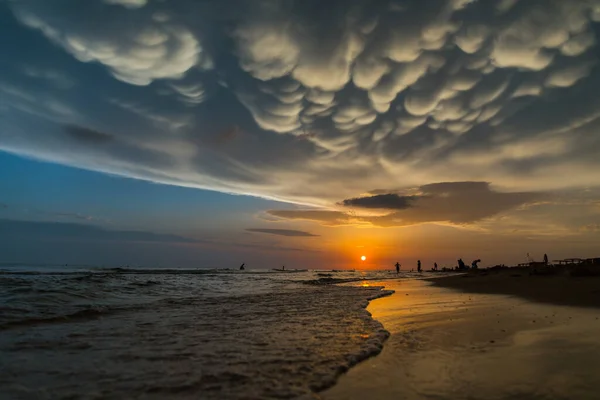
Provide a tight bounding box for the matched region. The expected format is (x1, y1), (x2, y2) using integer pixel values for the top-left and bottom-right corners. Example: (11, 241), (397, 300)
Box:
(417, 260), (422, 273)
(544, 254), (549, 265)
(239, 263), (245, 270)
(434, 262), (438, 271)
(395, 262), (400, 273)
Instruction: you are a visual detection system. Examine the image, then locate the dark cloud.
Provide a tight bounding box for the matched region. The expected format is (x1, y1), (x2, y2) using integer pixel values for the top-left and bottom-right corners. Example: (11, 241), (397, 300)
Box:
(2, 0), (600, 208)
(233, 242), (322, 253)
(269, 181), (541, 227)
(365, 181), (541, 226)
(341, 193), (417, 210)
(267, 210), (353, 226)
(0, 202), (108, 223)
(64, 125), (114, 143)
(0, 219), (198, 244)
(51, 211), (95, 221)
(245, 228), (319, 237)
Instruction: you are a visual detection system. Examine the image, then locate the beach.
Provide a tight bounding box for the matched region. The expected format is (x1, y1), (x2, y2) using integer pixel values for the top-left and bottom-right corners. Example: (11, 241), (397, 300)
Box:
(322, 272), (600, 400)
(3, 267), (600, 399)
(429, 268), (600, 308)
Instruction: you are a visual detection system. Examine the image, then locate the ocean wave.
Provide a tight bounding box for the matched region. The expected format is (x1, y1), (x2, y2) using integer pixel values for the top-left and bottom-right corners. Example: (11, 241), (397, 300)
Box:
(0, 267), (232, 276)
(0, 266), (385, 276)
(0, 305), (115, 331)
(1, 277), (394, 399)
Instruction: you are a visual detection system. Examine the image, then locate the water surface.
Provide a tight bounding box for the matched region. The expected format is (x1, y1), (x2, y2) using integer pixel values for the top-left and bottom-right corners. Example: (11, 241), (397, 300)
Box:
(0, 266), (421, 399)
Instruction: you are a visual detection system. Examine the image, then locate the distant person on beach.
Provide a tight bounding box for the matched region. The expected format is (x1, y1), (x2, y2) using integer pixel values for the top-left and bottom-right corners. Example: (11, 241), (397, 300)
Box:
(417, 260), (422, 273)
(395, 262), (400, 273)
(544, 254), (549, 265)
(239, 263), (245, 270)
(434, 262), (438, 271)
(282, 266), (285, 271)
(458, 259), (466, 270)
(471, 259), (481, 269)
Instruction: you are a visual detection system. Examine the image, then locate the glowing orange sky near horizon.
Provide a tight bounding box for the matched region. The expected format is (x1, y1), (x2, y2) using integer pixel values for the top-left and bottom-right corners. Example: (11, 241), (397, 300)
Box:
(291, 222), (600, 271)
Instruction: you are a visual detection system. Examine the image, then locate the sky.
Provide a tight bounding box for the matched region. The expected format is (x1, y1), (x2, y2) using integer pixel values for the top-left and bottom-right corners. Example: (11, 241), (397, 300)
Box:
(1, 0), (600, 269)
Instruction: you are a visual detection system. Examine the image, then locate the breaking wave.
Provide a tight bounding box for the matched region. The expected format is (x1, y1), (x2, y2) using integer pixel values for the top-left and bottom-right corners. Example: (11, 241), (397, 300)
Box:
(0, 266), (399, 399)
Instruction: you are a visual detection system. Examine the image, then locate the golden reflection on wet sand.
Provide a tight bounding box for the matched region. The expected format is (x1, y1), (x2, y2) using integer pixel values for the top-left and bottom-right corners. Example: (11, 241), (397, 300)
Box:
(324, 279), (600, 400)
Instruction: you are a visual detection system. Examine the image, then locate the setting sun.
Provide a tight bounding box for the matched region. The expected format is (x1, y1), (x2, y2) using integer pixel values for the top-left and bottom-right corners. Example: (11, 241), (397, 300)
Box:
(361, 256), (366, 261)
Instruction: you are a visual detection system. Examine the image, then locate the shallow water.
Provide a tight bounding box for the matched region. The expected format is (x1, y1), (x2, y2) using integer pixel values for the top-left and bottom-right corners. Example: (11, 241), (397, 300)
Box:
(0, 266), (427, 399)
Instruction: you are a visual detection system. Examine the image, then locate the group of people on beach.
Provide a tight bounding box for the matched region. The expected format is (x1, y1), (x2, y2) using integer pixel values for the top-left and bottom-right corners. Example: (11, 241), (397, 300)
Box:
(394, 258), (482, 273)
(394, 260), (423, 273)
(241, 253), (552, 273)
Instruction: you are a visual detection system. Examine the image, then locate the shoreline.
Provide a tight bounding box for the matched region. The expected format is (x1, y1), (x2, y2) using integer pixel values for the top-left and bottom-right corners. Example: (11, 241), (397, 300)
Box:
(322, 278), (600, 400)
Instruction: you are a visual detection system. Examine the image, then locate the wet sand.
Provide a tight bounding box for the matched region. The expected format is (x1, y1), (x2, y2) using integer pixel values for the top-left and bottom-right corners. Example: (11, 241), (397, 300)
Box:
(428, 269), (600, 308)
(322, 278), (600, 400)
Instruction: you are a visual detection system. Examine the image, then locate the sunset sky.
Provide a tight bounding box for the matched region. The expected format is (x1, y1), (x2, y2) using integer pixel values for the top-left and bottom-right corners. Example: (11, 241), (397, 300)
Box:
(2, 0), (600, 269)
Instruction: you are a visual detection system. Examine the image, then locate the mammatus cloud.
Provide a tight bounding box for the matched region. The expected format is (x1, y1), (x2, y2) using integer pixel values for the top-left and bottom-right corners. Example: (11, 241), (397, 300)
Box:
(2, 0), (600, 216)
(269, 182), (540, 228)
(245, 228), (319, 237)
(10, 0), (208, 85)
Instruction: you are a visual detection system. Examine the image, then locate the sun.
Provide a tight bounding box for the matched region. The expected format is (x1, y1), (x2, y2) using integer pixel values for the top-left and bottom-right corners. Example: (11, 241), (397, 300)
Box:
(361, 255), (366, 261)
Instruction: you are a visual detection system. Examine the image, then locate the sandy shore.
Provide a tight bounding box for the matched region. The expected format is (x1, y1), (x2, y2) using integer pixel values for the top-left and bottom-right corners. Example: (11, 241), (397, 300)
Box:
(428, 268), (600, 308)
(321, 277), (600, 400)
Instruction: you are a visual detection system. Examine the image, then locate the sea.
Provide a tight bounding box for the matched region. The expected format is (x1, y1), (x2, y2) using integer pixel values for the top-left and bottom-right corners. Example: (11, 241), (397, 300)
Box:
(0, 265), (429, 399)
